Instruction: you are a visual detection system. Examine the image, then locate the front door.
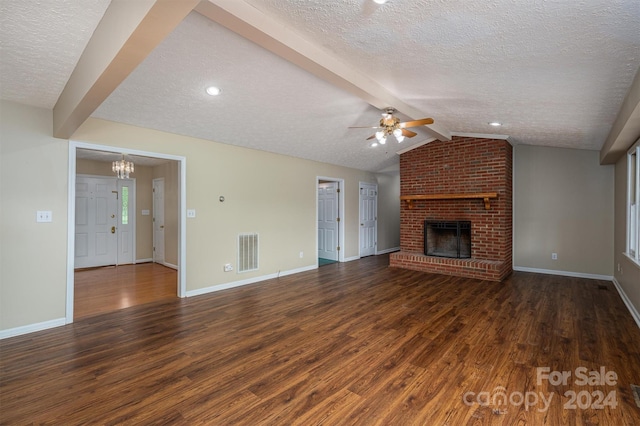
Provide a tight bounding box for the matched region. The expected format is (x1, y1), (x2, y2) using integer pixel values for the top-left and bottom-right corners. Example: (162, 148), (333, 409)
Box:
(75, 176), (118, 268)
(359, 182), (377, 257)
(318, 182), (339, 261)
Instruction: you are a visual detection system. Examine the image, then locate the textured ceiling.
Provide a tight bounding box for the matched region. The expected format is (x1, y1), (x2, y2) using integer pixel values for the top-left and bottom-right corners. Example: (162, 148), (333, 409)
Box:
(76, 149), (169, 167)
(1, 0), (639, 172)
(0, 0), (111, 108)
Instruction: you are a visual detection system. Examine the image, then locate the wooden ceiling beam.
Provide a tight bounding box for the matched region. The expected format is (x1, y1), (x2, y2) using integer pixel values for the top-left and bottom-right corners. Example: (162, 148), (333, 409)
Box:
(196, 0), (451, 142)
(53, 0), (200, 139)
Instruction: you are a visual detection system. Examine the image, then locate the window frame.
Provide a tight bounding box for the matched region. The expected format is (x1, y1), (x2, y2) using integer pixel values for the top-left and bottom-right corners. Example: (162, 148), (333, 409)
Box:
(626, 139), (640, 266)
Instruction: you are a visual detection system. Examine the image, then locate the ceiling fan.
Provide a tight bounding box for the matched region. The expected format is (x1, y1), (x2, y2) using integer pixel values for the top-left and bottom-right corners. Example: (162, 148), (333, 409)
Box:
(349, 108), (434, 146)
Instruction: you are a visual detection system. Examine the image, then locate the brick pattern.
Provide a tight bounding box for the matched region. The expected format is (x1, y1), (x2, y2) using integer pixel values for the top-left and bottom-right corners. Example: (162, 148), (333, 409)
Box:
(390, 136), (513, 281)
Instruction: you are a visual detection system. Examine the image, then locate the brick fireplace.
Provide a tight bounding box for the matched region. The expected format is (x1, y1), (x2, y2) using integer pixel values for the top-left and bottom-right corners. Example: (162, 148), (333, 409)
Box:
(389, 136), (513, 281)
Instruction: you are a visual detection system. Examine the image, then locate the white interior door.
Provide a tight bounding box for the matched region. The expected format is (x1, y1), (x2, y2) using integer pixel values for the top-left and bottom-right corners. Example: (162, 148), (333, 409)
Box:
(318, 182), (339, 261)
(75, 176), (118, 268)
(360, 182), (377, 257)
(117, 179), (135, 265)
(153, 178), (165, 264)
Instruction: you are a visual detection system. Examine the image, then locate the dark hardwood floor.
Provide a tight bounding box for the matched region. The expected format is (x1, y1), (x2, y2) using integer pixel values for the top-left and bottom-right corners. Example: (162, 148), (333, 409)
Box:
(74, 263), (177, 320)
(2, 254), (640, 425)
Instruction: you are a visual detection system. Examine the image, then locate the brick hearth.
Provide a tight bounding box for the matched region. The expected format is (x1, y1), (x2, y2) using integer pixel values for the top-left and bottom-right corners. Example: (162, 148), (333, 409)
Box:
(390, 136), (513, 281)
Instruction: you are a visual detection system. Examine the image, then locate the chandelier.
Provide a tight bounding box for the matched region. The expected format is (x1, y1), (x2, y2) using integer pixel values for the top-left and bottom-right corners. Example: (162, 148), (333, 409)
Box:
(112, 154), (134, 179)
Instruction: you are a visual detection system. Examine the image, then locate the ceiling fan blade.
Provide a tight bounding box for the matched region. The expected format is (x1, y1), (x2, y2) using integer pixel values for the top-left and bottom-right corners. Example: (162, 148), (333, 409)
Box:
(399, 118), (434, 128)
(349, 126), (383, 129)
(401, 128), (417, 138)
(366, 134), (376, 140)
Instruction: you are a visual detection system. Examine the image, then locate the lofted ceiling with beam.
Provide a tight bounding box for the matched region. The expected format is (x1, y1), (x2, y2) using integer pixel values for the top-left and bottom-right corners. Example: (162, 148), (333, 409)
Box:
(1, 0), (639, 171)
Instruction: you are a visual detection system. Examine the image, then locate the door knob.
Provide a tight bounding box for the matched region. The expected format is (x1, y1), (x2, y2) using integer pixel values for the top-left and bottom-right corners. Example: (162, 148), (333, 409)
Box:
(111, 226), (116, 234)
(160, 225), (165, 229)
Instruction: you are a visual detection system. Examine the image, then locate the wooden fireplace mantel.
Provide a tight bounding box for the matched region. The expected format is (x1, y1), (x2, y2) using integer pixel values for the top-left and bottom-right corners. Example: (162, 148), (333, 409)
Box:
(400, 192), (498, 210)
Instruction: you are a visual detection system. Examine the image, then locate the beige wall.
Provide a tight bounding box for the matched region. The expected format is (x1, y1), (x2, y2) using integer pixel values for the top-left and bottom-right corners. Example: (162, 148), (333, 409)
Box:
(614, 153), (640, 315)
(71, 118), (377, 293)
(375, 171), (400, 252)
(513, 145), (614, 276)
(1, 102), (377, 331)
(1, 101), (69, 329)
(76, 159), (154, 260)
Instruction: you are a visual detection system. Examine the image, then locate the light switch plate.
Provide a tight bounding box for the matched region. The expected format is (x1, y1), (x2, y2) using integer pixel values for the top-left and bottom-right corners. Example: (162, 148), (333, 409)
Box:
(141, 209), (150, 216)
(187, 209), (196, 218)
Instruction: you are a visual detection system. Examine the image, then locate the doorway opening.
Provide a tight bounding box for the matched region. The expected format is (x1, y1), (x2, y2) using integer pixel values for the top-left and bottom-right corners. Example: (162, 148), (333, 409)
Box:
(67, 141), (187, 323)
(317, 177), (345, 266)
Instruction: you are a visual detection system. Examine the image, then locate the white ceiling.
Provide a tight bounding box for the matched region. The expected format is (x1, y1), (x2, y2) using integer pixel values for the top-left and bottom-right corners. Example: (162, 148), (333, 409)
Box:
(1, 0), (639, 172)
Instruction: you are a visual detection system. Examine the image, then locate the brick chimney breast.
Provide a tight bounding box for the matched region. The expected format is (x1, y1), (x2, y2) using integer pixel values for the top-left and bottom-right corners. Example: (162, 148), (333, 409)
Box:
(390, 136), (513, 281)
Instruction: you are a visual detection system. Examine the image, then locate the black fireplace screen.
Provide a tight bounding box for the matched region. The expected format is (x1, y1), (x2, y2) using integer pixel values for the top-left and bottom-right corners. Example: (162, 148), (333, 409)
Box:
(424, 221), (471, 259)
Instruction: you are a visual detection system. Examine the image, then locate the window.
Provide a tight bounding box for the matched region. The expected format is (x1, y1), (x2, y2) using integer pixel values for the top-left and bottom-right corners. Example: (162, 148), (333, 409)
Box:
(121, 186), (129, 225)
(627, 139), (640, 265)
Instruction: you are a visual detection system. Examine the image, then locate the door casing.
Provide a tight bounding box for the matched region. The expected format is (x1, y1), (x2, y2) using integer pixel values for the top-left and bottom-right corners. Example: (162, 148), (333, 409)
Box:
(67, 141), (187, 324)
(316, 176), (345, 264)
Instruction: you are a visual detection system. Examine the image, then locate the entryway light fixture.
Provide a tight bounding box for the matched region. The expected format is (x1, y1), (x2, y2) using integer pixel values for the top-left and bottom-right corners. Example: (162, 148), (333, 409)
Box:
(112, 154), (134, 179)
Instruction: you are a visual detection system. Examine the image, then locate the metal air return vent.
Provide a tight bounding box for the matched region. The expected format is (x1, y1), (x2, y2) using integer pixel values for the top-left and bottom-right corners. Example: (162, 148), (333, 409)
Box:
(238, 233), (259, 273)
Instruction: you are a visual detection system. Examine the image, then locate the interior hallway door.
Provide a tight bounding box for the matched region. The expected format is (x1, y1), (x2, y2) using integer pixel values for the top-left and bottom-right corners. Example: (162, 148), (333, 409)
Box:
(359, 182), (377, 257)
(153, 178), (165, 264)
(318, 182), (339, 261)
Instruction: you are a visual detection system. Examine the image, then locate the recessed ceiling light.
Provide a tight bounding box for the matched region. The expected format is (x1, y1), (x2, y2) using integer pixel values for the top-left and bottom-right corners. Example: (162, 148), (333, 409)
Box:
(488, 121), (502, 127)
(206, 86), (221, 96)
(373, 0), (389, 4)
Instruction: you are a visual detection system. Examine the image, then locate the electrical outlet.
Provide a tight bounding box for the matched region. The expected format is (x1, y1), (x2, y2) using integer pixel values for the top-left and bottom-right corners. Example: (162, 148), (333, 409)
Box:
(551, 252), (558, 260)
(224, 263), (233, 272)
(187, 209), (196, 218)
(299, 251), (304, 258)
(36, 211), (52, 222)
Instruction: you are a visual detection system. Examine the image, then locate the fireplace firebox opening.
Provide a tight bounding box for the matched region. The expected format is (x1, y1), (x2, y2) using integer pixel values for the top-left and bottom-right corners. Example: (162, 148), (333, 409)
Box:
(424, 221), (471, 259)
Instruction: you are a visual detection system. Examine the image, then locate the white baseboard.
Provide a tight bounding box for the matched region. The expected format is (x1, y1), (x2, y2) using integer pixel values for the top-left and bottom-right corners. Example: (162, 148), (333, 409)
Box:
(343, 255), (361, 262)
(162, 262), (178, 270)
(136, 258), (153, 264)
(513, 266), (613, 281)
(376, 247), (400, 255)
(0, 318), (66, 340)
(612, 277), (640, 329)
(186, 264), (317, 297)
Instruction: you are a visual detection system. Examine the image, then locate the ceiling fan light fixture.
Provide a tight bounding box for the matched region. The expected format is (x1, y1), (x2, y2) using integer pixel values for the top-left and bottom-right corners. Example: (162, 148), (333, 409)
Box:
(396, 134), (405, 143)
(375, 130), (385, 141)
(379, 136), (387, 144)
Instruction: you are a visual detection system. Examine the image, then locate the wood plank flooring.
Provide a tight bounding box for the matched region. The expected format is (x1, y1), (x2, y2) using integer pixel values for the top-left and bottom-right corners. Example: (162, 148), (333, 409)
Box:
(74, 263), (177, 320)
(2, 254), (640, 425)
